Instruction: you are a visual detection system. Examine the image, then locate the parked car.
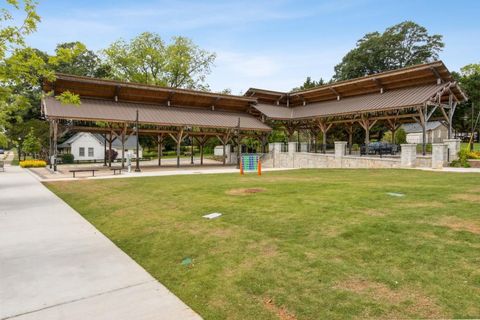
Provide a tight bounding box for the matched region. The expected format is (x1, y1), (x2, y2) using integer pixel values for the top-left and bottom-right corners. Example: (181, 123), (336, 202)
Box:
(360, 142), (400, 156)
(0, 149), (4, 154)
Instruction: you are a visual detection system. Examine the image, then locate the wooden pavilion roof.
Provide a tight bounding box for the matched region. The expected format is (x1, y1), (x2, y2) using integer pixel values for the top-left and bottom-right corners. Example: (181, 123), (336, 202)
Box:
(42, 96), (271, 131)
(253, 82), (460, 120)
(245, 61), (467, 107)
(44, 73), (257, 113)
(42, 61), (466, 130)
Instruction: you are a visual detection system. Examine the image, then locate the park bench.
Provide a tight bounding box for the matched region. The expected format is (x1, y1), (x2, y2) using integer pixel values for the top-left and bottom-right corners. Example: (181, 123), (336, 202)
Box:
(110, 168), (123, 175)
(0, 161), (4, 172)
(69, 169), (98, 178)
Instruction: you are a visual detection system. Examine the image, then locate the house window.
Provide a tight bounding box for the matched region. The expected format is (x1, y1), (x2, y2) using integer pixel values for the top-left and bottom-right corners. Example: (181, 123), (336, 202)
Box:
(79, 147), (85, 157)
(88, 147), (94, 157)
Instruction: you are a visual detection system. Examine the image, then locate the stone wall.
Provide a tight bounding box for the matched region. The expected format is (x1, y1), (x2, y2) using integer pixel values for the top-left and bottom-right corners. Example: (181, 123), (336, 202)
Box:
(262, 141), (456, 170)
(263, 142), (403, 169)
(415, 156), (433, 168)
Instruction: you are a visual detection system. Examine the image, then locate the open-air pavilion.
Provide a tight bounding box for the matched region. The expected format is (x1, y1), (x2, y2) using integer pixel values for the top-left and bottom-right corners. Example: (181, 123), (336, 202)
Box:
(41, 61), (467, 171)
(247, 61), (467, 154)
(42, 74), (271, 171)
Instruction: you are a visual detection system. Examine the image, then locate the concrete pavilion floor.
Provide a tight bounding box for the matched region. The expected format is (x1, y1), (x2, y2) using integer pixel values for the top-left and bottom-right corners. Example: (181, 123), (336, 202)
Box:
(0, 163), (202, 320)
(26, 156), (295, 182)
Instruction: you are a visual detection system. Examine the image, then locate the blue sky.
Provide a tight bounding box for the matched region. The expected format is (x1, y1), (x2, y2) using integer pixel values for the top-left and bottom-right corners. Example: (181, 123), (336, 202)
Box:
(24, 0), (480, 93)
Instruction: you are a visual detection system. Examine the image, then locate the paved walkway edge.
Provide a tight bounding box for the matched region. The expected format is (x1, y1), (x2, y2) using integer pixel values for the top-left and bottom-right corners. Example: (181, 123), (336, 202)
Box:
(0, 165), (202, 320)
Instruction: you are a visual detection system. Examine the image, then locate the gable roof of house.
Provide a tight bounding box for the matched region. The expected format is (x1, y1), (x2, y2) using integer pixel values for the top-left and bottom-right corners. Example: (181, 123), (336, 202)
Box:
(401, 121), (444, 134)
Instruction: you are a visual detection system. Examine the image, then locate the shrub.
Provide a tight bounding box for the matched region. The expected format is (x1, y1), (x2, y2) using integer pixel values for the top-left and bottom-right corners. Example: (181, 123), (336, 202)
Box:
(382, 128), (407, 144)
(142, 150), (158, 158)
(20, 160), (47, 168)
(61, 153), (74, 164)
(452, 149), (474, 167)
(467, 151), (480, 159)
(105, 149), (118, 161)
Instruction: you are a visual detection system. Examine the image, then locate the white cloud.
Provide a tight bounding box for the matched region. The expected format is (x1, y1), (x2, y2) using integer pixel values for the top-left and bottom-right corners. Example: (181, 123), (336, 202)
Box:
(207, 46), (350, 93)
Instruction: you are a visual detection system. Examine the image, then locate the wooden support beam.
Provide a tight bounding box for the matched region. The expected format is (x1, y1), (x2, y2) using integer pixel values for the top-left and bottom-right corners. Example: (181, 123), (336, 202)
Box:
(329, 87), (341, 100)
(309, 124), (320, 153)
(344, 122), (355, 154)
(358, 114), (378, 151)
(418, 105), (428, 155)
(430, 67), (443, 85)
(327, 112), (421, 125)
(166, 91), (175, 106)
(282, 121), (298, 141)
(372, 78), (384, 93)
(157, 133), (165, 166)
(108, 131), (113, 168)
(120, 123), (127, 169)
(114, 86), (120, 102)
(64, 125), (268, 139)
(103, 133), (107, 166)
(168, 127), (186, 168)
(194, 135), (211, 165)
(316, 119), (333, 153)
(448, 94), (457, 139)
(235, 118), (241, 168)
(216, 130), (232, 166)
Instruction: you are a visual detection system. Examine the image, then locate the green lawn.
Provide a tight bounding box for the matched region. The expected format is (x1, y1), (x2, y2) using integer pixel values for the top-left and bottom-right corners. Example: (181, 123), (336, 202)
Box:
(46, 169), (480, 319)
(461, 142), (480, 151)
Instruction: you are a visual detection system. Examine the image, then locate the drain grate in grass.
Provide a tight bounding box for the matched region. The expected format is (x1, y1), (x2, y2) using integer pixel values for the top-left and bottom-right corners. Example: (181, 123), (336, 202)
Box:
(203, 212), (222, 219)
(387, 192), (405, 197)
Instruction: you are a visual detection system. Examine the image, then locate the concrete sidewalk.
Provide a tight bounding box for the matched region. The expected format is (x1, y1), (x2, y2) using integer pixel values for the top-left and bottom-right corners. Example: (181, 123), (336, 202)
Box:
(0, 165), (201, 320)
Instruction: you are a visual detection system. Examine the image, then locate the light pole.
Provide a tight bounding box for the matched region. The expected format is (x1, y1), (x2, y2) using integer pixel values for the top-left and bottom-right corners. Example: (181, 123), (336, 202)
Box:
(135, 109), (141, 172)
(17, 137), (22, 162)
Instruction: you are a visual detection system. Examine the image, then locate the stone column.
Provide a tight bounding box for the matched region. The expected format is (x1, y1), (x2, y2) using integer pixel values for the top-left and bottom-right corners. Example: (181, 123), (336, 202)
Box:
(400, 144), (417, 168)
(431, 143), (447, 169)
(334, 141), (347, 159)
(269, 143), (282, 155)
(224, 144), (232, 164)
(288, 142), (298, 155)
(443, 139), (461, 162)
(269, 142), (283, 168)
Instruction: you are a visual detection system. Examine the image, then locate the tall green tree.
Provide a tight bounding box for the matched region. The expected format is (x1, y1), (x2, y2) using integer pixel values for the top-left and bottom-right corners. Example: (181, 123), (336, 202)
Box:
(1, 0), (42, 147)
(1, 43), (89, 141)
(333, 21), (444, 81)
(22, 126), (41, 157)
(0, 0), (40, 60)
(0, 131), (7, 147)
(52, 41), (112, 78)
(103, 32), (216, 89)
(452, 63), (480, 140)
(292, 77), (326, 92)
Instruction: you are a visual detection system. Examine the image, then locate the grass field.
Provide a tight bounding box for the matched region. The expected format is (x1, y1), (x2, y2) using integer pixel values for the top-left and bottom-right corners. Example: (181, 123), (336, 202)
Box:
(46, 169), (480, 319)
(461, 142), (480, 151)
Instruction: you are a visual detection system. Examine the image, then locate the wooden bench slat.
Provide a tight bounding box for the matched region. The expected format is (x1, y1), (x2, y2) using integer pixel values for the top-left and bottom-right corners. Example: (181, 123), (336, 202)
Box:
(69, 169), (98, 178)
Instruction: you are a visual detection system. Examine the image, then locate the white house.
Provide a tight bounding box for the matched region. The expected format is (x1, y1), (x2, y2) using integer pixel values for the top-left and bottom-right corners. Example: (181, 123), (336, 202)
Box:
(401, 121), (448, 144)
(58, 132), (143, 161)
